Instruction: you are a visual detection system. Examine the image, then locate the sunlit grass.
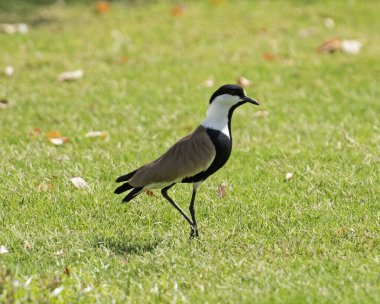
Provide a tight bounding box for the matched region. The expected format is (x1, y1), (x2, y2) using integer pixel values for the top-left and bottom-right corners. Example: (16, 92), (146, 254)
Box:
(0, 1), (379, 303)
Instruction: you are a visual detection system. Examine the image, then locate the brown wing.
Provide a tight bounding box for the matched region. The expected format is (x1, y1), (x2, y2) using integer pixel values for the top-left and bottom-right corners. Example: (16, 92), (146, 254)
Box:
(129, 126), (216, 188)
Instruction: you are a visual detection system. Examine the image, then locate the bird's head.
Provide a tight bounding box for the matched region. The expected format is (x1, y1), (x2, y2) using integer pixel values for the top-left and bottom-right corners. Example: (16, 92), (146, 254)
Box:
(209, 84), (259, 107)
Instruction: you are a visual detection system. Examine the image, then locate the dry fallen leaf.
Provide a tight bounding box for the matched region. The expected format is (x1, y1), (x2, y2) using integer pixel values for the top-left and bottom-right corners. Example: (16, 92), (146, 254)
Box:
(262, 52), (277, 61)
(51, 286), (64, 297)
(0, 245), (8, 254)
(236, 76), (252, 87)
(50, 138), (67, 145)
(341, 40), (362, 55)
(95, 1), (111, 13)
(63, 266), (71, 276)
(23, 241), (33, 251)
(53, 249), (64, 256)
(4, 65), (14, 77)
(217, 182), (227, 198)
(29, 127), (41, 137)
(47, 131), (68, 145)
(171, 4), (187, 16)
(145, 190), (156, 197)
(70, 177), (90, 190)
(0, 23), (28, 34)
(318, 38), (362, 55)
(285, 172), (293, 181)
(47, 130), (61, 138)
(36, 182), (53, 192)
(317, 38), (342, 54)
(0, 99), (11, 109)
(85, 131), (108, 139)
(58, 69), (84, 82)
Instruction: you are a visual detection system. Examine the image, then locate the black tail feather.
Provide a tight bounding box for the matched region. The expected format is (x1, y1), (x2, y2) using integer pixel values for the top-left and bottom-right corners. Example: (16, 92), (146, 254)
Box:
(114, 182), (133, 194)
(122, 187), (143, 203)
(116, 169), (137, 183)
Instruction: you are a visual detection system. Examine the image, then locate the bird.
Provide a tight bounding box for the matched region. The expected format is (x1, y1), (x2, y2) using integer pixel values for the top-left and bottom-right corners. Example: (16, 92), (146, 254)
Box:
(115, 84), (259, 239)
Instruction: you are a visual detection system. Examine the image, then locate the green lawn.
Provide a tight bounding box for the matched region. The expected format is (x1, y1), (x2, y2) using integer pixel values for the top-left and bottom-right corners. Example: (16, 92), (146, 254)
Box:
(1, 0), (379, 303)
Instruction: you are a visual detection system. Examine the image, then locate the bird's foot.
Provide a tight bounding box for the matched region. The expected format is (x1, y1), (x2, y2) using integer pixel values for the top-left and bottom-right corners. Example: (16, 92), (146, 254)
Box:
(189, 226), (199, 240)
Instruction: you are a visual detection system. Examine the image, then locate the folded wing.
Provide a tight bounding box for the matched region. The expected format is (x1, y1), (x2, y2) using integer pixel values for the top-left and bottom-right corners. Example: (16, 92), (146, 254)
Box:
(129, 126), (216, 188)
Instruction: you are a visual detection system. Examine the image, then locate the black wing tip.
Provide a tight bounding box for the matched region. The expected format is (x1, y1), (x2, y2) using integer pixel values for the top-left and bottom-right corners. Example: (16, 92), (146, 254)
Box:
(115, 169), (138, 183)
(114, 182), (134, 194)
(114, 188), (123, 194)
(120, 187), (143, 203)
(115, 176), (126, 183)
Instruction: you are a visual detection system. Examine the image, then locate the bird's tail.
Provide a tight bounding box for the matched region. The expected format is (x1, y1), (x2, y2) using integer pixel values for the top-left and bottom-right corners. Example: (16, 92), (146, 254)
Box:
(114, 169), (142, 203)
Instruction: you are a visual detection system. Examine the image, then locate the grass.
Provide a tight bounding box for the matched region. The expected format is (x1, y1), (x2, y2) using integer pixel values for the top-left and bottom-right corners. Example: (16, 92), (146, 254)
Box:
(1, 0), (379, 302)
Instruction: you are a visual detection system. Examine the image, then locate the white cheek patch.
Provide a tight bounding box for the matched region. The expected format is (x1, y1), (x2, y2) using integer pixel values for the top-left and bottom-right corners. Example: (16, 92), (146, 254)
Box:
(200, 94), (242, 138)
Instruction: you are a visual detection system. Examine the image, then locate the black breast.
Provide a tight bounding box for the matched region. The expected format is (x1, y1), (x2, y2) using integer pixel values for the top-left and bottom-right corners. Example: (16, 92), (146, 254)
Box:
(182, 128), (232, 183)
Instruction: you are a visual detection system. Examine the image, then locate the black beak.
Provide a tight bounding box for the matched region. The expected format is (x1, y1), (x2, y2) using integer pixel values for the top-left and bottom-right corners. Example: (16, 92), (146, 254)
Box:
(243, 96), (260, 105)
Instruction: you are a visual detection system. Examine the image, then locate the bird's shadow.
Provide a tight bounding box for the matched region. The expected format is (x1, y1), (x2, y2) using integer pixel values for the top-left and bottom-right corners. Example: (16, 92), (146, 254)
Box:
(93, 236), (160, 256)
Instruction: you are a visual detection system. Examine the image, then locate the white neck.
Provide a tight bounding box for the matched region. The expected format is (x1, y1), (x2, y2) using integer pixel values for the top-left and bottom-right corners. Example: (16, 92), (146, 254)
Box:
(201, 101), (231, 138)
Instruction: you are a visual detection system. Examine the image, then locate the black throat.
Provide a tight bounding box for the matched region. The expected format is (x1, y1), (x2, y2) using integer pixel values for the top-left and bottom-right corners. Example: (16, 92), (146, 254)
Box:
(227, 101), (245, 141)
(182, 101), (244, 184)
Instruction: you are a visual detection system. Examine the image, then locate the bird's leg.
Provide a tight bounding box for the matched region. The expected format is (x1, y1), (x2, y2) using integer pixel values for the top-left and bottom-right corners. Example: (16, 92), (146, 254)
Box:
(189, 189), (199, 239)
(161, 184), (195, 234)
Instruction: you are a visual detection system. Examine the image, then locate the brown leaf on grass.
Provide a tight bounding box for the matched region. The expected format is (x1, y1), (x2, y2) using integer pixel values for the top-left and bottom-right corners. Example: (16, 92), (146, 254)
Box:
(262, 52), (277, 61)
(216, 182), (227, 198)
(95, 1), (111, 13)
(170, 4), (187, 16)
(145, 190), (156, 197)
(29, 127), (41, 137)
(0, 99), (11, 109)
(317, 38), (362, 55)
(47, 131), (68, 145)
(63, 266), (71, 276)
(47, 130), (61, 138)
(58, 69), (83, 82)
(236, 76), (252, 87)
(317, 38), (341, 54)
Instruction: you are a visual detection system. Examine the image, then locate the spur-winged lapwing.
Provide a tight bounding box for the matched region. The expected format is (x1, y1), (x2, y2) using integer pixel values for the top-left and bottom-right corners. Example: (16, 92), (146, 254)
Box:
(115, 84), (259, 238)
